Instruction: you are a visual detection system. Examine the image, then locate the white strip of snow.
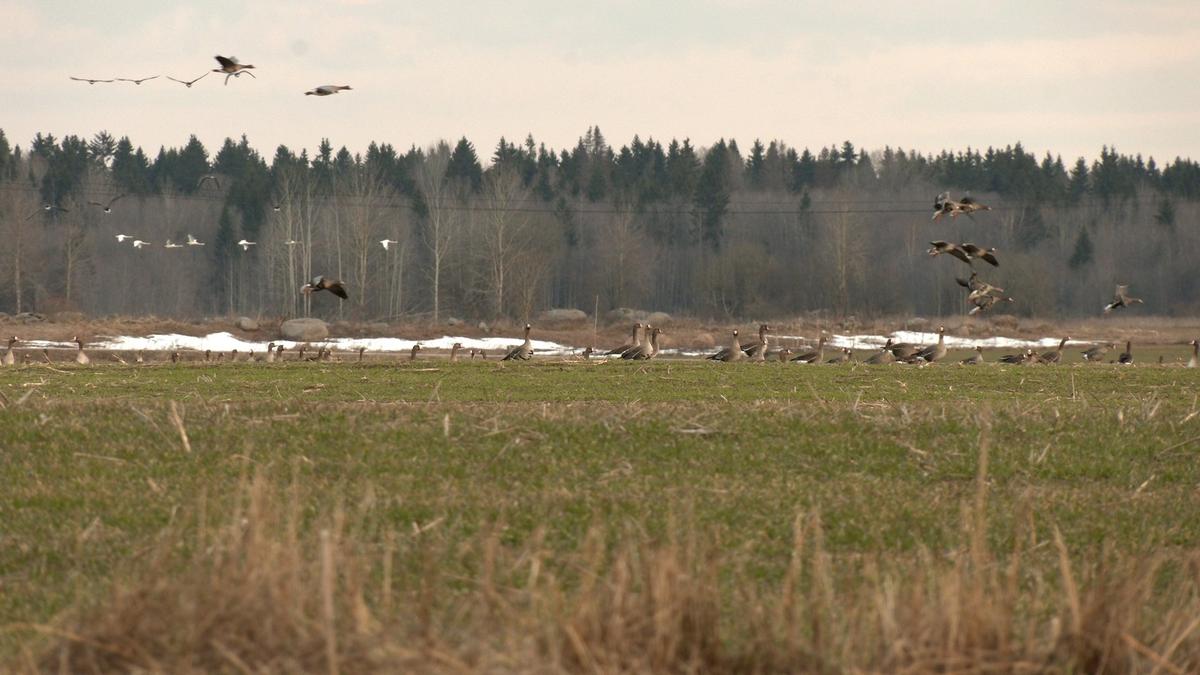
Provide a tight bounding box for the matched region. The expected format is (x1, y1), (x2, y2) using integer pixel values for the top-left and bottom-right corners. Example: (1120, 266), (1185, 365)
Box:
(24, 332), (578, 356)
(20, 330), (1092, 357)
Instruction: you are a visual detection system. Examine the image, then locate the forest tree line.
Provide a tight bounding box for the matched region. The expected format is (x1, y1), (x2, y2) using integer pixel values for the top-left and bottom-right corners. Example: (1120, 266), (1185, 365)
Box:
(0, 126), (1198, 323)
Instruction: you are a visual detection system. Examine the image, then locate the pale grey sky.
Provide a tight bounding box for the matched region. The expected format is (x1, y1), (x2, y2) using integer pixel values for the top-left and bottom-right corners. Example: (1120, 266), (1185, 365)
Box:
(4, 0), (1199, 163)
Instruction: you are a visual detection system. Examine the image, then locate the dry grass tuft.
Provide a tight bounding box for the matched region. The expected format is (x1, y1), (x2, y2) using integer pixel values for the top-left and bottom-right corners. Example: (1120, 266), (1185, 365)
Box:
(17, 464), (1200, 674)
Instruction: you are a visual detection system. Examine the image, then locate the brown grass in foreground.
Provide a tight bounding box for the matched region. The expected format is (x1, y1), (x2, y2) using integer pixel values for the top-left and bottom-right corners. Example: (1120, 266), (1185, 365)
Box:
(13, 449), (1200, 674)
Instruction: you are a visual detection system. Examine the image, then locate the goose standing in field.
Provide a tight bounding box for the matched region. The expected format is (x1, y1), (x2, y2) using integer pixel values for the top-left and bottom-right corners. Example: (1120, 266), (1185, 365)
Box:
(999, 349), (1035, 365)
(775, 347), (794, 362)
(607, 323), (643, 356)
(135, 352), (145, 364)
(1040, 337), (1070, 364)
(265, 342), (276, 363)
(742, 324), (771, 359)
(357, 346), (365, 362)
(791, 336), (827, 363)
(41, 349), (51, 364)
(87, 194), (125, 214)
(204, 349), (212, 362)
(380, 239), (399, 251)
(888, 339), (919, 361)
(171, 351), (180, 363)
(2, 337), (17, 366)
(301, 275), (348, 299)
(1081, 342), (1116, 362)
(213, 55), (256, 85)
(237, 239), (257, 251)
(624, 327), (662, 360)
(708, 329), (745, 362)
(503, 324), (534, 361)
(450, 343), (463, 362)
(167, 72), (210, 88)
(581, 346), (594, 360)
(1188, 340), (1198, 368)
(910, 326), (947, 363)
(866, 339), (897, 365)
(409, 344), (422, 361)
(73, 337), (90, 366)
(1118, 341), (1134, 364)
(1103, 285), (1143, 314)
(961, 243), (999, 267)
(186, 234), (205, 246)
(826, 347), (852, 364)
(960, 346), (984, 365)
(306, 85), (352, 96)
(927, 241), (971, 264)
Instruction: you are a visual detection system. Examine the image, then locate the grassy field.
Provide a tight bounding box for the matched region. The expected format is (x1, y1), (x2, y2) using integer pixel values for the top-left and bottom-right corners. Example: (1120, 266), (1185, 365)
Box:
(3, 358), (1200, 672)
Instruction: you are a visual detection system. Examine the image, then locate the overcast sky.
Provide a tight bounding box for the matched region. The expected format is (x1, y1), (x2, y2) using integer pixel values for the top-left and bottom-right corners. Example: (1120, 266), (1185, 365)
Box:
(5, 1), (1199, 164)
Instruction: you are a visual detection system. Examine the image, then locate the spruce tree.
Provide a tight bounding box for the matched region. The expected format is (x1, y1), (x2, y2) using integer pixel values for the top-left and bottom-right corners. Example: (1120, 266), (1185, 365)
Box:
(1068, 227), (1094, 269)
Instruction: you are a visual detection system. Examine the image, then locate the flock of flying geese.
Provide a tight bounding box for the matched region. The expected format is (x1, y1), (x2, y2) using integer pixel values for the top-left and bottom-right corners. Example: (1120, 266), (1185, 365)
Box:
(72, 55), (351, 95)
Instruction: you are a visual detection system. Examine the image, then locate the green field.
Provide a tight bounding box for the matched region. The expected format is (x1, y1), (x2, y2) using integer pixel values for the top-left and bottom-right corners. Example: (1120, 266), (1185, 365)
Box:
(3, 360), (1200, 672)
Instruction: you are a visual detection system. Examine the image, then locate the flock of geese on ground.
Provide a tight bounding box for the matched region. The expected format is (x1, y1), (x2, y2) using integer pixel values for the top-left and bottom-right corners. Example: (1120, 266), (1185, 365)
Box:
(3, 327), (1198, 369)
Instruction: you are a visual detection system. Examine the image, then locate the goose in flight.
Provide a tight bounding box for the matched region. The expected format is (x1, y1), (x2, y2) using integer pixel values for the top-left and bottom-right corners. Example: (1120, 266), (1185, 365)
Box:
(115, 234), (133, 243)
(27, 203), (69, 219)
(213, 55), (256, 84)
(237, 239), (257, 251)
(932, 192), (992, 220)
(301, 275), (348, 299)
(928, 241), (971, 264)
(306, 85), (353, 96)
(961, 243), (999, 267)
(70, 76), (115, 84)
(1103, 284), (1143, 314)
(284, 239), (301, 246)
(167, 72), (210, 88)
(186, 234), (205, 246)
(380, 239), (399, 251)
(87, 194), (125, 213)
(132, 240), (151, 249)
(271, 203), (282, 211)
(164, 240), (183, 249)
(197, 174), (221, 190)
(116, 75), (159, 85)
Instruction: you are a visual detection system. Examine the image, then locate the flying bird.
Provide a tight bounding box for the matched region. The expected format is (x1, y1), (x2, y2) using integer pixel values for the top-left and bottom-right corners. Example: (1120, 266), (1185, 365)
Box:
(87, 194), (126, 213)
(271, 203), (281, 211)
(197, 174), (221, 190)
(186, 234), (205, 246)
(116, 75), (159, 85)
(116, 234), (133, 243)
(284, 239), (300, 246)
(1103, 284), (1143, 314)
(380, 239), (399, 251)
(961, 243), (999, 267)
(70, 76), (114, 84)
(927, 241), (971, 264)
(213, 55), (256, 85)
(167, 73), (210, 88)
(164, 240), (183, 249)
(26, 203), (69, 219)
(306, 85), (353, 96)
(132, 240), (151, 249)
(301, 275), (348, 300)
(237, 239), (257, 251)
(932, 192), (992, 220)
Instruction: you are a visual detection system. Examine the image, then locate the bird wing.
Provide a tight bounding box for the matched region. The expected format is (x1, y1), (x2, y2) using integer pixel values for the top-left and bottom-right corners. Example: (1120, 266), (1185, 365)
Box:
(215, 55), (236, 68)
(87, 200), (104, 207)
(960, 196), (976, 205)
(980, 252), (999, 266)
(327, 281), (349, 300)
(930, 240), (950, 249)
(955, 276), (971, 289)
(107, 194), (126, 207)
(947, 247), (971, 264)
